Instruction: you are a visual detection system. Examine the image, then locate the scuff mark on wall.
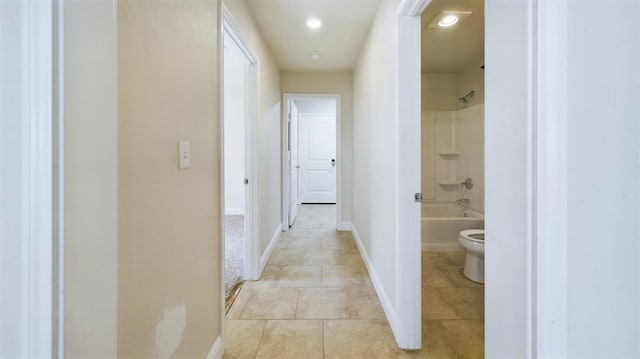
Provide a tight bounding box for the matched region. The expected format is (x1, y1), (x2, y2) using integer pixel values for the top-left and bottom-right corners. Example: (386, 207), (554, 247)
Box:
(154, 304), (186, 359)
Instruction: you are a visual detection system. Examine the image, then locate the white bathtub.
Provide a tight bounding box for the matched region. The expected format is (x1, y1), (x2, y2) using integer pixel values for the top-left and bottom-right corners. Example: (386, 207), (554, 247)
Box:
(422, 202), (484, 251)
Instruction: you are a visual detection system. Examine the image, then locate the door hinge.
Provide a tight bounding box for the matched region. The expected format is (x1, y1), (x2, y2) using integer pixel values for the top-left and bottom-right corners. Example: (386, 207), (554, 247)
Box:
(414, 193), (422, 202)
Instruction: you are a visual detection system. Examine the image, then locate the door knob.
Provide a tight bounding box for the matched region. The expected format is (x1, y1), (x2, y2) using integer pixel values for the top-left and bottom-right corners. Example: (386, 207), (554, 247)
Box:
(331, 159), (336, 167)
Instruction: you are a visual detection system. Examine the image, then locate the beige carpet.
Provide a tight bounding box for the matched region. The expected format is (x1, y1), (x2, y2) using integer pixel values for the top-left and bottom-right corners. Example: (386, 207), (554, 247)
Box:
(225, 215), (245, 301)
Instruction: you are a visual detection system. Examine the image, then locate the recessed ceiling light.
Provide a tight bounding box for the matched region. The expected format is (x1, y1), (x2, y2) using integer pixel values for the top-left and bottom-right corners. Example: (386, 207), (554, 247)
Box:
(310, 51), (321, 61)
(306, 16), (323, 29)
(427, 11), (472, 29)
(438, 14), (459, 27)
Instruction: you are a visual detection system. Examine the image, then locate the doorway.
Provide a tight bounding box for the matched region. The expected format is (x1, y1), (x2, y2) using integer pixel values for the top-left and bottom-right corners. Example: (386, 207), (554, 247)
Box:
(282, 94), (340, 230)
(222, 15), (258, 305)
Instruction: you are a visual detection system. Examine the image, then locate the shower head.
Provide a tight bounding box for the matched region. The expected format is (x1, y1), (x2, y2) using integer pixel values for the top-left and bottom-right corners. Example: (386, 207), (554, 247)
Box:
(458, 90), (475, 104)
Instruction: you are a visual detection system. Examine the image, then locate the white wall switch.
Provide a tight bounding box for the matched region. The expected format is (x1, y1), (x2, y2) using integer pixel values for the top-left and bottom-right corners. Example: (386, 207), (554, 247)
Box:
(178, 140), (191, 169)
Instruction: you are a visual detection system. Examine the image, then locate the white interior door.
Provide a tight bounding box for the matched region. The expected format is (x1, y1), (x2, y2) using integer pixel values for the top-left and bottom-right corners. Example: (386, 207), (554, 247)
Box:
(288, 101), (300, 225)
(299, 113), (336, 203)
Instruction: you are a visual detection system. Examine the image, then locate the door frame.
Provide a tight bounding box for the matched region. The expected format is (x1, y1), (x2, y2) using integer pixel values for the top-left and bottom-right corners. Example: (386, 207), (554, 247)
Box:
(0, 0), (55, 355)
(281, 93), (342, 230)
(222, 5), (260, 284)
(397, 0), (571, 355)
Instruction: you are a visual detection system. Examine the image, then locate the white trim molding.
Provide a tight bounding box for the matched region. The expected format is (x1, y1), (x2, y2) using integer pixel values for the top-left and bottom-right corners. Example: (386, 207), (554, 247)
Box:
(259, 224), (282, 274)
(352, 225), (398, 336)
(206, 335), (224, 359)
(397, 0), (431, 16)
(337, 221), (352, 231)
(0, 0), (54, 356)
(394, 6), (423, 350)
(532, 0), (568, 356)
(222, 5), (261, 281)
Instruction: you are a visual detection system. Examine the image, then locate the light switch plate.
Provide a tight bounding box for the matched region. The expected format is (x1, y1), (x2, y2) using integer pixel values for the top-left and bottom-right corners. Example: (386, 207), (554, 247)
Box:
(179, 140), (190, 169)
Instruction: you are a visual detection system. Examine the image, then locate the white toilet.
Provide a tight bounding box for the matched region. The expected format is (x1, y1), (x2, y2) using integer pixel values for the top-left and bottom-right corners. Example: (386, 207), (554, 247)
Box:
(458, 229), (485, 283)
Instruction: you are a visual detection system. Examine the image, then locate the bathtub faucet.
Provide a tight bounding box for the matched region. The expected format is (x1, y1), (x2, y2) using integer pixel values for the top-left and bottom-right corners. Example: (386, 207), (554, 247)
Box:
(455, 198), (470, 208)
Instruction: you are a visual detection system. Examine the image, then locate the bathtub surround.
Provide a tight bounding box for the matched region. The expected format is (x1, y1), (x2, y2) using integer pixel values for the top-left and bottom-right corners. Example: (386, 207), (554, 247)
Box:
(421, 104), (484, 212)
(422, 203), (484, 251)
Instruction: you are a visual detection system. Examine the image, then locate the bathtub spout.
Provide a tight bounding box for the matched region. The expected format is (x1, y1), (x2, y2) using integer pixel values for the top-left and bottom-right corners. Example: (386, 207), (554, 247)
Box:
(455, 198), (470, 208)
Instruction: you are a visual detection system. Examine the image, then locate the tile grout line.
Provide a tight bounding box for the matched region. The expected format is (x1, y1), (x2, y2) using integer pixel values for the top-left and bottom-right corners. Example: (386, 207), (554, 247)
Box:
(252, 319), (268, 359)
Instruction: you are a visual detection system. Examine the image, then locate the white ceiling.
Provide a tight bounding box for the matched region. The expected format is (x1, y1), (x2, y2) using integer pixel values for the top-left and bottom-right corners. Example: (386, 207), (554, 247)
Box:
(421, 0), (484, 73)
(244, 0), (380, 72)
(235, 0), (482, 73)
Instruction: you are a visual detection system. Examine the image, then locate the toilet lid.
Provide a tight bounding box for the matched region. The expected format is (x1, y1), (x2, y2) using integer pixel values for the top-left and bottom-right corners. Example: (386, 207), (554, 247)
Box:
(460, 229), (485, 242)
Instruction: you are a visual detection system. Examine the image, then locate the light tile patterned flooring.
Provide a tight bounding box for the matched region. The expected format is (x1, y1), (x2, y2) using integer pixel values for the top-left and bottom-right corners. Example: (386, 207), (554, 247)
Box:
(224, 205), (484, 358)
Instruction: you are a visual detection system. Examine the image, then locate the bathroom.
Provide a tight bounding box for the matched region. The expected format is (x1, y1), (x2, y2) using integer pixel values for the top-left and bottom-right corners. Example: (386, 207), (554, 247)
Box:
(420, 0), (485, 355)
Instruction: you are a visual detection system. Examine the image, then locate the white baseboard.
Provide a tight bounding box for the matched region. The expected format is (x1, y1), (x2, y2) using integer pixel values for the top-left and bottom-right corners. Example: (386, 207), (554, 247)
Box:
(337, 221), (352, 231)
(351, 225), (398, 336)
(260, 223), (282, 274)
(422, 243), (464, 251)
(225, 208), (245, 216)
(206, 335), (223, 359)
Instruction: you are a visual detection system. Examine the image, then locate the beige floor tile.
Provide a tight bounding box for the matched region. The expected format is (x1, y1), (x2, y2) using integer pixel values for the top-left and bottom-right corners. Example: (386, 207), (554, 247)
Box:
(420, 319), (484, 359)
(437, 265), (483, 288)
(322, 266), (368, 287)
(223, 319), (266, 359)
(277, 266), (322, 287)
(241, 287), (299, 319)
(346, 287), (386, 319)
(422, 288), (460, 320)
(420, 320), (461, 359)
(422, 266), (455, 288)
(303, 249), (342, 265)
(296, 288), (350, 319)
(437, 287), (484, 319)
(243, 266), (282, 289)
(277, 237), (323, 249)
(304, 249), (362, 266)
(324, 319), (414, 359)
(443, 251), (466, 266)
(226, 287), (253, 320)
(422, 251), (458, 266)
(267, 249), (306, 266)
(255, 320), (323, 359)
(322, 236), (356, 249)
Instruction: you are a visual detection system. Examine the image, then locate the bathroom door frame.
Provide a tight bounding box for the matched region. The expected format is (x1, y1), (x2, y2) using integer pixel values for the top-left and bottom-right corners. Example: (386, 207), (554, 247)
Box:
(222, 5), (260, 283)
(1, 0), (56, 355)
(397, 0), (572, 355)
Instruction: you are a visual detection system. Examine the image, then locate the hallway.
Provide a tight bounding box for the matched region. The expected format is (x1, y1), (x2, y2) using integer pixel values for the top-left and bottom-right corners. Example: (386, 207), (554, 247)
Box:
(223, 205), (485, 358)
(223, 205), (411, 358)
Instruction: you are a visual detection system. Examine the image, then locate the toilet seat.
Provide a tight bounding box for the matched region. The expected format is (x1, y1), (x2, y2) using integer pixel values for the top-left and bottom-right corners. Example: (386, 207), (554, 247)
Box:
(460, 229), (484, 243)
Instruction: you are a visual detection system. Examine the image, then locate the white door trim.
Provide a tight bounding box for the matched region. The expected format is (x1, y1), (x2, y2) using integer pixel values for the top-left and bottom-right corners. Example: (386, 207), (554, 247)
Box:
(0, 0), (55, 355)
(222, 4), (260, 284)
(282, 94), (342, 230)
(397, 0), (572, 355)
(394, 5), (423, 350)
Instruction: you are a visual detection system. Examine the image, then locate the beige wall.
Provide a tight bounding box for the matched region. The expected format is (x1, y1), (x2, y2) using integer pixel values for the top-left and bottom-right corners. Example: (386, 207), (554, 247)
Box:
(353, 0), (399, 309)
(456, 58), (485, 109)
(421, 73), (457, 111)
(225, 1), (283, 258)
(281, 72), (353, 225)
(421, 57), (485, 112)
(118, 1), (220, 357)
(63, 1), (118, 357)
